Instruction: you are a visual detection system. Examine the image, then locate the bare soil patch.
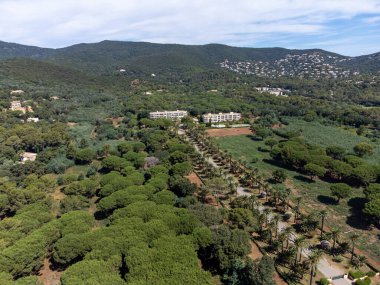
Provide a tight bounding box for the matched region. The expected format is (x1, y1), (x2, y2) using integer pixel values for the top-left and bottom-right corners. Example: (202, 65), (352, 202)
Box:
(185, 172), (203, 188)
(66, 122), (77, 127)
(206, 127), (252, 137)
(38, 258), (62, 285)
(249, 241), (263, 260)
(271, 123), (283, 129)
(107, 117), (124, 128)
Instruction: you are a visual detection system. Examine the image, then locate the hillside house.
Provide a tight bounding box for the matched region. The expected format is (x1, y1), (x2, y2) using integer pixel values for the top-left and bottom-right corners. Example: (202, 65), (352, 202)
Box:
(27, 117), (39, 123)
(10, 101), (22, 110)
(10, 101), (32, 113)
(20, 152), (37, 163)
(10, 90), (25, 96)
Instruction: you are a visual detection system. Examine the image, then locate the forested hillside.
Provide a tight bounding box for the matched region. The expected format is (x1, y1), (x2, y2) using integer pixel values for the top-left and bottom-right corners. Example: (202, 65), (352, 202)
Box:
(0, 40), (380, 77)
(0, 39), (379, 285)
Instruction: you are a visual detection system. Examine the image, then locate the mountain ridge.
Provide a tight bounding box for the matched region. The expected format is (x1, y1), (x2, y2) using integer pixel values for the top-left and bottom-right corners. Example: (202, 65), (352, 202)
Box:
(0, 40), (379, 78)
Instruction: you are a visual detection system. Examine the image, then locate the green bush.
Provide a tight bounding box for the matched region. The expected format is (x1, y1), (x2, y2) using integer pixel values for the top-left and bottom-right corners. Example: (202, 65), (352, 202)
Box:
(349, 271), (366, 280)
(366, 271), (376, 277)
(355, 277), (371, 285)
(318, 278), (330, 285)
(332, 255), (343, 263)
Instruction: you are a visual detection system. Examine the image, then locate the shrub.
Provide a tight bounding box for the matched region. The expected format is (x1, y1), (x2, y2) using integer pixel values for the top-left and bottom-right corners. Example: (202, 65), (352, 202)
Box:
(332, 255), (343, 263)
(355, 277), (371, 285)
(318, 278), (330, 285)
(349, 271), (366, 280)
(283, 212), (292, 221)
(251, 157), (259, 163)
(366, 271), (376, 278)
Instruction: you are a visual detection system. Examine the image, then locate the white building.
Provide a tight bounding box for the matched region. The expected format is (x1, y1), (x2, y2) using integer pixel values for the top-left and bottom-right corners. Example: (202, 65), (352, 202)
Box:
(202, 112), (241, 123)
(10, 101), (22, 110)
(20, 152), (37, 163)
(27, 117), (39, 123)
(10, 90), (25, 95)
(149, 110), (188, 120)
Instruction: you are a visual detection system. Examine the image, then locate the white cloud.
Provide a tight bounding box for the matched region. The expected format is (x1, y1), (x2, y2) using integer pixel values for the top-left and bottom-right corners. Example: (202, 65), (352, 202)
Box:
(0, 0), (379, 54)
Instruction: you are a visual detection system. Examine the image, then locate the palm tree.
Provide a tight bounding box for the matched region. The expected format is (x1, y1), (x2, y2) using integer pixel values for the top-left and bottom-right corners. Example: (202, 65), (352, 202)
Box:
(268, 220), (277, 244)
(350, 232), (359, 261)
(319, 210), (328, 239)
(356, 255), (367, 269)
(294, 235), (308, 266)
(282, 226), (294, 250)
(263, 208), (272, 228)
(272, 214), (281, 238)
(308, 249), (323, 285)
(278, 231), (287, 253)
(293, 205), (300, 223)
(331, 228), (341, 254)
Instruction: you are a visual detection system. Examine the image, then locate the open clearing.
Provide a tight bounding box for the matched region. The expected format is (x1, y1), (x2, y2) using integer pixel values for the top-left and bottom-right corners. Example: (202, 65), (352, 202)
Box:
(206, 127), (252, 137)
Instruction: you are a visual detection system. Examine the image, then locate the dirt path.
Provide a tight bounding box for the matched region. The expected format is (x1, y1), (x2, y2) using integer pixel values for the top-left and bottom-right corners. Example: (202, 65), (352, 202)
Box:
(51, 186), (65, 217)
(38, 258), (62, 285)
(88, 196), (98, 215)
(249, 241), (263, 260)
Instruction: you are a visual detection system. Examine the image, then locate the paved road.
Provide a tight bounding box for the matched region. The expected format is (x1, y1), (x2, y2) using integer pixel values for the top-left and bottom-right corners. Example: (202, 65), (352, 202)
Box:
(181, 129), (352, 285)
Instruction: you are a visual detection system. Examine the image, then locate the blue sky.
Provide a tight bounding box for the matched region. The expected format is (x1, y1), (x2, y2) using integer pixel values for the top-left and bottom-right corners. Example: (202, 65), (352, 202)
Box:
(0, 0), (379, 56)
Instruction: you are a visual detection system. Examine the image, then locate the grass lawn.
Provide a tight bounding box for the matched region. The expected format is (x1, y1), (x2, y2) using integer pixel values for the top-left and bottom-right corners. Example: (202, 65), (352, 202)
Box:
(216, 133), (380, 263)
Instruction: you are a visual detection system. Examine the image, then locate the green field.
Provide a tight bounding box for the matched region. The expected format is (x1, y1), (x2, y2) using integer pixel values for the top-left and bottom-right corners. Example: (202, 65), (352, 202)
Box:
(215, 120), (380, 262)
(281, 117), (380, 164)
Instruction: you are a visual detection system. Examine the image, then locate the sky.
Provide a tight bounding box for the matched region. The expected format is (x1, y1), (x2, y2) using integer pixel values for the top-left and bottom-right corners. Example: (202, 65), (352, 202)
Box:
(0, 0), (380, 56)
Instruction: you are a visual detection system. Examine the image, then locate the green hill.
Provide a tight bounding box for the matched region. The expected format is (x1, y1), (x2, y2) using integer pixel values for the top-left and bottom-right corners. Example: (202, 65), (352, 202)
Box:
(0, 40), (378, 77)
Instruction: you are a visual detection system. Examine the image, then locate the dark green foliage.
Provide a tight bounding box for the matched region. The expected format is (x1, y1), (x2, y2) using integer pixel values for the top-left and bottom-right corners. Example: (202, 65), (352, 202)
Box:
(62, 179), (99, 197)
(304, 163), (326, 180)
(326, 145), (346, 160)
(209, 225), (251, 271)
(330, 183), (352, 203)
(272, 169), (287, 183)
(171, 161), (193, 176)
(349, 270), (366, 279)
(355, 277), (371, 285)
(123, 151), (146, 168)
(101, 156), (131, 172)
(60, 256), (126, 285)
(53, 233), (93, 265)
(238, 256), (276, 285)
(151, 190), (176, 205)
(169, 175), (196, 197)
(353, 142), (374, 157)
(228, 208), (255, 229)
(60, 195), (90, 214)
(75, 148), (96, 164)
(188, 204), (223, 227)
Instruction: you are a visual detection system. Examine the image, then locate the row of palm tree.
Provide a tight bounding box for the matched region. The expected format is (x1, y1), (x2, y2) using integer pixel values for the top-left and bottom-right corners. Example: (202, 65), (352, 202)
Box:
(182, 124), (368, 282)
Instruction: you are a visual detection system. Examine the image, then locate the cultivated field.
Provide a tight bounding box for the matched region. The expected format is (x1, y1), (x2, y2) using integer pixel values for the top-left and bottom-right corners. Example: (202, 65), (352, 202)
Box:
(206, 127), (252, 137)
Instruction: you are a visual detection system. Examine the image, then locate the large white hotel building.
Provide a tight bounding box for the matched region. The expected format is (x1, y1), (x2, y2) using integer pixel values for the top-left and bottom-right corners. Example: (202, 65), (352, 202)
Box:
(149, 110), (188, 120)
(202, 112), (241, 123)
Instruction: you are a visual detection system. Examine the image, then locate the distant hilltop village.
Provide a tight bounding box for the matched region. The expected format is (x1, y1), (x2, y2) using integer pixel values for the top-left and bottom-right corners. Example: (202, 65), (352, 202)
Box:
(220, 52), (359, 79)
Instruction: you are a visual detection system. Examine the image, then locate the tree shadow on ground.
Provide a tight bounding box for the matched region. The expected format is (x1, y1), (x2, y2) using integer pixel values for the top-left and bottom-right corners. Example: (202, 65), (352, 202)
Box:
(247, 135), (262, 142)
(317, 195), (338, 205)
(294, 175), (313, 184)
(346, 197), (370, 230)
